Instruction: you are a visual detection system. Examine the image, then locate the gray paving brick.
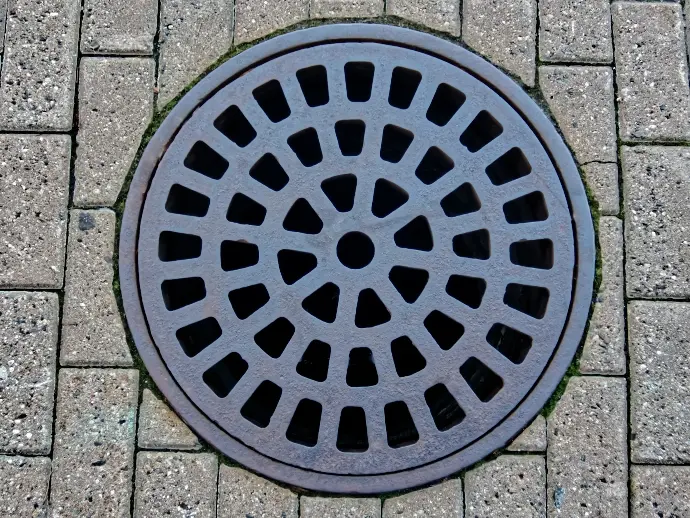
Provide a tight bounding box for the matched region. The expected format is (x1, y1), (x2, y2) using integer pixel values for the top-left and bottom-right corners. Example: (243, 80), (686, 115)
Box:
(138, 388), (200, 450)
(0, 0), (6, 53)
(158, 0), (233, 108)
(507, 414), (546, 452)
(0, 455), (51, 517)
(134, 452), (218, 518)
(383, 479), (462, 517)
(547, 376), (627, 517)
(301, 496), (381, 518)
(0, 135), (70, 289)
(631, 466), (690, 518)
(81, 0), (158, 55)
(311, 0), (384, 18)
(234, 0), (308, 45)
(386, 0), (460, 36)
(50, 369), (139, 517)
(463, 0), (536, 86)
(0, 292), (58, 455)
(75, 58), (155, 207)
(539, 66), (617, 164)
(539, 0), (612, 63)
(583, 162), (620, 216)
(465, 455), (546, 517)
(612, 2), (690, 142)
(580, 217), (625, 375)
(217, 465), (298, 518)
(629, 301), (690, 463)
(61, 209), (131, 367)
(0, 0), (79, 130)
(622, 146), (690, 298)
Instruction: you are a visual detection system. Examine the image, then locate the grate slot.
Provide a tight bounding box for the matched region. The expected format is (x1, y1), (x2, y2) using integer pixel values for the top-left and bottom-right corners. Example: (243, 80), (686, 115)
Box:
(380, 124), (414, 163)
(390, 336), (427, 377)
(184, 141), (228, 179)
(176, 317), (222, 357)
(345, 62), (375, 102)
(161, 277), (206, 311)
(441, 183), (481, 217)
(296, 65), (329, 107)
(250, 154), (289, 191)
(165, 184), (210, 217)
(426, 83), (466, 126)
(159, 231), (202, 262)
(337, 407), (369, 452)
(424, 384), (466, 431)
(388, 66), (422, 109)
(424, 310), (465, 350)
(253, 79), (291, 123)
(346, 348), (379, 387)
(460, 357), (503, 402)
(220, 240), (259, 271)
(228, 284), (270, 320)
(286, 399), (322, 447)
(254, 317), (295, 358)
(385, 401), (419, 448)
(240, 380), (283, 428)
(415, 146), (454, 185)
(203, 352), (248, 398)
(388, 266), (429, 304)
(214, 105), (257, 147)
(335, 120), (366, 156)
(296, 340), (331, 382)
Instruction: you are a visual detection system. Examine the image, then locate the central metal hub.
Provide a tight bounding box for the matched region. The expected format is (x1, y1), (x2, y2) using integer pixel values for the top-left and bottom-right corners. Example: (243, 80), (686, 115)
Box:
(337, 231), (375, 269)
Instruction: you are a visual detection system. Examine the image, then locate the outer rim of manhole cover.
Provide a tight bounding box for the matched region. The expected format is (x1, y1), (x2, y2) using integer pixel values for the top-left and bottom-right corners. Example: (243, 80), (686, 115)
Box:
(120, 23), (595, 494)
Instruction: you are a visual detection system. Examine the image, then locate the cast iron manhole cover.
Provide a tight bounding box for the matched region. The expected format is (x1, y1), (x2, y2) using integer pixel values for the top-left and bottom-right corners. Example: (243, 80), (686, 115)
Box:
(120, 24), (594, 493)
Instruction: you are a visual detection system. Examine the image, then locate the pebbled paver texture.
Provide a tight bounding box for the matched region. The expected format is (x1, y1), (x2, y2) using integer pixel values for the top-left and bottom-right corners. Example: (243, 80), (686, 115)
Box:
(234, 0), (309, 44)
(217, 465), (299, 518)
(507, 414), (547, 452)
(0, 455), (51, 517)
(301, 496), (382, 517)
(582, 162), (620, 216)
(631, 466), (690, 518)
(383, 479), (463, 517)
(387, 0), (460, 36)
(81, 0), (158, 55)
(138, 388), (201, 450)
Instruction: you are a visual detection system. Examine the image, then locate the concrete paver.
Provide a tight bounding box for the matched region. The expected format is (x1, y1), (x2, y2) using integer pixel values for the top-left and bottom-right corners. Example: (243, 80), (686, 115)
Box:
(0, 455), (51, 518)
(387, 0), (460, 36)
(235, 0), (308, 44)
(138, 389), (200, 450)
(383, 479), (463, 517)
(217, 465), (299, 518)
(81, 0), (158, 55)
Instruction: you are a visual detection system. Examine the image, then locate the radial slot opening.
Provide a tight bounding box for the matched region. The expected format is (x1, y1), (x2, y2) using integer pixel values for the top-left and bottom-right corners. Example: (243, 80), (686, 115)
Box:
(277, 249), (317, 285)
(510, 239), (554, 269)
(460, 110), (503, 152)
(283, 198), (323, 234)
(486, 323), (533, 364)
(176, 317), (222, 357)
(161, 277), (206, 311)
(446, 274), (486, 309)
(388, 66), (422, 109)
(372, 179), (409, 218)
(253, 79), (291, 123)
(203, 352), (248, 398)
(337, 407), (369, 452)
(226, 193), (266, 226)
(228, 283), (269, 320)
(288, 128), (323, 167)
(460, 357), (503, 402)
(346, 348), (379, 387)
(241, 380), (283, 428)
(504, 283), (549, 319)
(425, 384), (466, 431)
(416, 146), (454, 185)
(296, 65), (329, 107)
(394, 216), (433, 251)
(302, 283), (340, 323)
(380, 124), (414, 163)
(452, 229), (490, 260)
(385, 401), (419, 448)
(220, 240), (259, 271)
(389, 266), (429, 303)
(184, 141), (228, 179)
(391, 336), (427, 377)
(426, 83), (466, 126)
(337, 232), (375, 269)
(321, 174), (357, 212)
(254, 317), (295, 358)
(286, 399), (322, 447)
(486, 147), (531, 185)
(355, 289), (391, 328)
(166, 184), (210, 217)
(335, 120), (365, 156)
(345, 62), (375, 102)
(250, 154), (289, 191)
(424, 310), (464, 350)
(214, 105), (256, 147)
(441, 183), (481, 217)
(296, 340), (330, 382)
(159, 231), (202, 262)
(504, 191), (548, 223)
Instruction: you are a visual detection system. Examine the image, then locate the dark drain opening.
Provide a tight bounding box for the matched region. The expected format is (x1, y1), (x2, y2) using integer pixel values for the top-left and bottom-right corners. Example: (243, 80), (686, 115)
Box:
(381, 124), (414, 163)
(296, 65), (329, 107)
(335, 120), (366, 156)
(372, 179), (408, 218)
(302, 283), (340, 323)
(220, 240), (259, 271)
(250, 154), (289, 191)
(288, 128), (323, 167)
(161, 277), (206, 310)
(159, 231), (202, 262)
(214, 105), (256, 147)
(388, 266), (429, 303)
(253, 80), (291, 123)
(337, 407), (369, 452)
(426, 83), (466, 126)
(346, 348), (379, 387)
(254, 317), (295, 358)
(241, 380), (282, 428)
(460, 357), (503, 402)
(176, 317), (222, 357)
(184, 141), (228, 179)
(203, 352), (248, 398)
(416, 146), (454, 185)
(385, 401), (419, 448)
(424, 384), (465, 431)
(391, 336), (427, 377)
(424, 311), (464, 350)
(355, 289), (391, 328)
(287, 399), (322, 447)
(296, 340), (331, 382)
(227, 193), (266, 225)
(277, 249), (318, 285)
(345, 62), (375, 102)
(321, 174), (357, 212)
(166, 184), (210, 217)
(389, 66), (422, 109)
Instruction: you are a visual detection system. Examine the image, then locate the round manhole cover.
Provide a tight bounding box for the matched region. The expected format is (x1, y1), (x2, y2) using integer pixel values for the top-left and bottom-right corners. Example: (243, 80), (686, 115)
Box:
(120, 24), (594, 493)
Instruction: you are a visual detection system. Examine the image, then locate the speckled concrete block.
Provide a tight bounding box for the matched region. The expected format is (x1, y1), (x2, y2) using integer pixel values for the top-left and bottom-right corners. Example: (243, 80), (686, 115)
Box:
(465, 455), (546, 517)
(547, 376), (627, 517)
(0, 135), (70, 289)
(612, 2), (690, 142)
(0, 0), (80, 130)
(580, 217), (625, 375)
(75, 58), (155, 207)
(622, 146), (690, 299)
(217, 465), (298, 518)
(583, 162), (620, 216)
(507, 414), (546, 452)
(158, 0), (233, 108)
(539, 0), (612, 63)
(81, 0), (158, 54)
(134, 452), (218, 517)
(629, 301), (690, 463)
(386, 0), (460, 35)
(0, 0), (6, 53)
(301, 496), (381, 518)
(463, 0), (536, 86)
(383, 479), (462, 517)
(50, 369), (139, 517)
(0, 456), (51, 517)
(311, 0), (384, 18)
(0, 292), (58, 455)
(235, 0), (308, 44)
(138, 389), (200, 450)
(539, 66), (617, 164)
(631, 466), (690, 518)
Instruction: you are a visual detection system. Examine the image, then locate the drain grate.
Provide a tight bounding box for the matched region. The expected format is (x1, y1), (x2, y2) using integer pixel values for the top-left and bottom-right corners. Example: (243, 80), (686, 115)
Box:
(120, 24), (594, 493)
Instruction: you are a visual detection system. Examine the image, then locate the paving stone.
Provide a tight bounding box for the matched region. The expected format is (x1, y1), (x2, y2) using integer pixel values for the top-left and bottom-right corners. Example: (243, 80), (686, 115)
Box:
(580, 217), (625, 375)
(75, 58), (155, 207)
(628, 301), (690, 463)
(547, 376), (627, 517)
(158, 0), (233, 108)
(217, 465), (298, 518)
(0, 455), (51, 517)
(234, 0), (308, 45)
(507, 414), (546, 452)
(50, 369), (139, 517)
(0, 0), (6, 53)
(0, 292), (58, 455)
(301, 496), (381, 518)
(612, 2), (690, 141)
(539, 66), (617, 164)
(134, 452), (218, 518)
(622, 146), (690, 299)
(386, 0), (460, 36)
(0, 0), (80, 130)
(138, 389), (200, 450)
(463, 0), (536, 87)
(539, 0), (612, 63)
(0, 135), (70, 289)
(583, 162), (620, 216)
(465, 455), (546, 517)
(631, 466), (690, 518)
(311, 0), (384, 18)
(383, 478), (462, 517)
(81, 0), (158, 55)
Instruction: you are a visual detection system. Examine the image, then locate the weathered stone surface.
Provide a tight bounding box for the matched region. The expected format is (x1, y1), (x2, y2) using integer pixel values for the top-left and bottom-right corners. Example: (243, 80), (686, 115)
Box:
(387, 0), (460, 35)
(0, 0), (6, 53)
(0, 292), (58, 455)
(50, 369), (139, 517)
(465, 455), (546, 517)
(583, 162), (620, 216)
(463, 0), (536, 86)
(61, 210), (131, 367)
(0, 455), (51, 517)
(134, 452), (218, 517)
(81, 0), (158, 54)
(301, 497), (381, 518)
(507, 414), (547, 452)
(580, 217), (625, 375)
(631, 466), (690, 518)
(612, 2), (690, 141)
(234, 0), (308, 44)
(539, 0), (612, 63)
(383, 479), (462, 517)
(547, 376), (627, 517)
(539, 66), (616, 164)
(138, 389), (200, 450)
(0, 135), (70, 289)
(158, 0), (233, 108)
(311, 0), (384, 18)
(217, 465), (298, 518)
(622, 146), (690, 299)
(629, 301), (690, 463)
(0, 0), (80, 130)
(75, 58), (155, 207)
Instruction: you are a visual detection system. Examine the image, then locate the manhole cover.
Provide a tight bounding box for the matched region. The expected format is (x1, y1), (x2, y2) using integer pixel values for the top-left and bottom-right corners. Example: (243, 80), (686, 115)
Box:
(120, 24), (594, 493)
